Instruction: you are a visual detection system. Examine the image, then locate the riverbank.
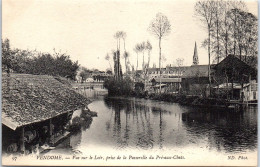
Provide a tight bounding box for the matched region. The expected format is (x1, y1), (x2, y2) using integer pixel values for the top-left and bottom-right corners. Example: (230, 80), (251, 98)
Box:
(123, 92), (240, 110)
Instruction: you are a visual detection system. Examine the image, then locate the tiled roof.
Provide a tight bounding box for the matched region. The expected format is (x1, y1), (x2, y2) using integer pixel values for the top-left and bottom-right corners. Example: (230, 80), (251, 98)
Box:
(151, 78), (181, 83)
(182, 65), (211, 78)
(2, 73), (90, 130)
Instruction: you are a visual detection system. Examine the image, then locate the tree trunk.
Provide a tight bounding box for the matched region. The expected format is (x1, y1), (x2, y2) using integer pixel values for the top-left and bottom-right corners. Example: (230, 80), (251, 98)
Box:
(142, 51), (145, 71)
(208, 28), (211, 96)
(109, 61), (112, 74)
(136, 53), (138, 71)
(159, 37), (162, 94)
(125, 56), (127, 75)
(225, 30), (228, 57)
(148, 51), (151, 68)
(233, 12), (237, 56)
(216, 18), (220, 63)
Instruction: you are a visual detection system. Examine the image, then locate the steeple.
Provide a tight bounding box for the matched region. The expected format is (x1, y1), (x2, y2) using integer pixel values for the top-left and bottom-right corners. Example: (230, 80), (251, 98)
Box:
(193, 42), (199, 65)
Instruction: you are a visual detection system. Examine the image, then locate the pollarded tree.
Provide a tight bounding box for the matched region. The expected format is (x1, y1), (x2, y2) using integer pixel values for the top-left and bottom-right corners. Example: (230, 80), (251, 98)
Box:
(148, 13), (171, 94)
(123, 51), (130, 73)
(134, 44), (143, 71)
(140, 42), (146, 71)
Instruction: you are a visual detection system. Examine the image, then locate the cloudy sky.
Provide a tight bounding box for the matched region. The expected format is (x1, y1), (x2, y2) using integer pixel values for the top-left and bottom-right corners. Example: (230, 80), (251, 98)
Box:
(3, 0), (258, 72)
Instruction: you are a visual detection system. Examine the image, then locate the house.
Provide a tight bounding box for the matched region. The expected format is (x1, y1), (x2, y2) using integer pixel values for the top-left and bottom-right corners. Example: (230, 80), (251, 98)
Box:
(212, 55), (257, 101)
(151, 78), (181, 93)
(181, 65), (213, 96)
(146, 66), (189, 79)
(213, 55), (257, 84)
(2, 73), (90, 154)
(213, 81), (258, 102)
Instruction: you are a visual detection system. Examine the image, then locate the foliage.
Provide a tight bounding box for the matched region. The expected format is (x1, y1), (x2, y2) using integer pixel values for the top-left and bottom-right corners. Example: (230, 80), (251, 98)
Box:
(134, 82), (144, 94)
(79, 67), (92, 83)
(2, 39), (79, 80)
(104, 77), (134, 96)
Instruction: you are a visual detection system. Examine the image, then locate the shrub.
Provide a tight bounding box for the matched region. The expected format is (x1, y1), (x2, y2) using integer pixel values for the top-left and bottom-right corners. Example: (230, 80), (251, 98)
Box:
(104, 77), (134, 96)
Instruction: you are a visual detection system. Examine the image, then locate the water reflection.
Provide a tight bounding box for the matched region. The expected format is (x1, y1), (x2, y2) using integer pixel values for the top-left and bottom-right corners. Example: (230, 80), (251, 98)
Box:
(101, 97), (257, 152)
(182, 106), (257, 153)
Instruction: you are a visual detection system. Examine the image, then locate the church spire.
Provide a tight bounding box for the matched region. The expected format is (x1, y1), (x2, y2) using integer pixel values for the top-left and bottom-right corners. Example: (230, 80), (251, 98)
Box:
(193, 42), (199, 65)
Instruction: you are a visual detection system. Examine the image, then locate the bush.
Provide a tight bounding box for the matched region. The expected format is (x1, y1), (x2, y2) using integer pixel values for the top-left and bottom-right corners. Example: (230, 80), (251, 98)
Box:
(104, 77), (134, 96)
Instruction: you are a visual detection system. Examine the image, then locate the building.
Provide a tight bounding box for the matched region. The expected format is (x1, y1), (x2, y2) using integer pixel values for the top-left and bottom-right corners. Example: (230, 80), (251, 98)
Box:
(181, 65), (213, 96)
(151, 78), (182, 93)
(212, 55), (257, 101)
(147, 66), (189, 79)
(2, 73), (90, 154)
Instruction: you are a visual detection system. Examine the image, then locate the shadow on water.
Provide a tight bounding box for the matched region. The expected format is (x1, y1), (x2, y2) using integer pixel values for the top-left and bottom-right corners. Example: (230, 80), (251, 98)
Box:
(181, 106), (257, 153)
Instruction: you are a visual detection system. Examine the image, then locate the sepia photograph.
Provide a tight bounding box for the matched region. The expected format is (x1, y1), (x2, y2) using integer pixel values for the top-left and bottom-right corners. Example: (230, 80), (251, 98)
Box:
(1, 0), (258, 166)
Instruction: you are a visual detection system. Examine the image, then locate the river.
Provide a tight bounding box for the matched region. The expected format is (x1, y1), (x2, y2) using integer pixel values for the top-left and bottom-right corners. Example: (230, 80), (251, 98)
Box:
(47, 90), (257, 165)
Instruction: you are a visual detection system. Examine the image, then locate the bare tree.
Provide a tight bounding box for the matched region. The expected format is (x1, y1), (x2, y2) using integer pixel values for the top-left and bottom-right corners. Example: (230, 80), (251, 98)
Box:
(241, 12), (258, 60)
(161, 55), (167, 68)
(123, 51), (129, 74)
(211, 0), (224, 63)
(146, 40), (152, 69)
(176, 58), (184, 92)
(121, 32), (127, 52)
(148, 12), (171, 94)
(133, 48), (139, 71)
(195, 0), (216, 94)
(134, 44), (143, 71)
(138, 42), (145, 71)
(105, 53), (112, 73)
(228, 0), (247, 58)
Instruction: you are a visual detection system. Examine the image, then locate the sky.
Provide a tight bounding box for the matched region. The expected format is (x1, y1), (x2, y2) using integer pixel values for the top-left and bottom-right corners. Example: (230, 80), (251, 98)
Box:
(3, 0), (258, 72)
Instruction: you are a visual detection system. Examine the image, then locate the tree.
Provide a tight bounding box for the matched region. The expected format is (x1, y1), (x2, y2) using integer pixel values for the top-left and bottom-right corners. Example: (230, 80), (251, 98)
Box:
(106, 68), (113, 75)
(146, 40), (152, 69)
(140, 42), (146, 71)
(134, 44), (143, 71)
(148, 12), (171, 94)
(211, 0), (224, 63)
(105, 53), (113, 74)
(176, 58), (184, 92)
(2, 38), (13, 73)
(79, 67), (91, 83)
(241, 11), (257, 60)
(228, 0), (247, 58)
(195, 0), (216, 94)
(2, 39), (79, 80)
(219, 0), (232, 59)
(123, 51), (130, 74)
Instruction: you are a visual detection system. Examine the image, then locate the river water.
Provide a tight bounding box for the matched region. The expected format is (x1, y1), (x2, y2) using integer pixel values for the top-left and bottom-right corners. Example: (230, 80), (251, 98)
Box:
(48, 91), (257, 165)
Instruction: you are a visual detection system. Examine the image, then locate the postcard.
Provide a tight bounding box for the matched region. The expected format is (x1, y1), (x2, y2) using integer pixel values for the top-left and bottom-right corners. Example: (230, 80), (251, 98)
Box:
(2, 0), (258, 166)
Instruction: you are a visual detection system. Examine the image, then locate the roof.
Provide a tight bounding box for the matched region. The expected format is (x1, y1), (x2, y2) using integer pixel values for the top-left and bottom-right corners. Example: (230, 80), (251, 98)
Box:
(147, 68), (166, 72)
(2, 73), (90, 130)
(153, 84), (167, 88)
(214, 55), (256, 70)
(213, 83), (250, 89)
(182, 65), (211, 78)
(234, 55), (257, 69)
(213, 55), (257, 79)
(151, 78), (181, 83)
(147, 66), (189, 72)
